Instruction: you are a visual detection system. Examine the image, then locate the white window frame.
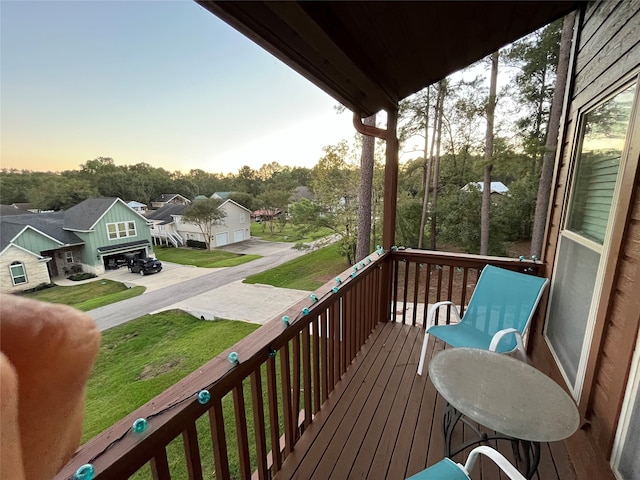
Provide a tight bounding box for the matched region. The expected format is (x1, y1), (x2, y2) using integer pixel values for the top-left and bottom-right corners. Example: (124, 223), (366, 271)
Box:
(65, 251), (74, 263)
(106, 221), (137, 240)
(544, 79), (638, 400)
(10, 262), (27, 286)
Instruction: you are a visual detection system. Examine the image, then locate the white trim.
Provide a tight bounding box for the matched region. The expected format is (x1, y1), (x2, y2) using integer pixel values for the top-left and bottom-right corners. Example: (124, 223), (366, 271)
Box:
(89, 198), (149, 230)
(106, 221), (138, 241)
(611, 332), (640, 478)
(544, 81), (638, 401)
(0, 242), (45, 259)
(220, 198), (252, 213)
(10, 225), (64, 247)
(9, 261), (28, 286)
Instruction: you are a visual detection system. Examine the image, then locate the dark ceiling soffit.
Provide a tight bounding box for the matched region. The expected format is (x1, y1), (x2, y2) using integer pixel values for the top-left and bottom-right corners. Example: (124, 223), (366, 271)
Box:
(198, 1), (583, 117)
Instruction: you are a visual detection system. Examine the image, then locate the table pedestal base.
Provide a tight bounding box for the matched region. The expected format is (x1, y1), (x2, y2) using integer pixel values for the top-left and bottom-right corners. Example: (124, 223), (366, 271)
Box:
(443, 403), (541, 479)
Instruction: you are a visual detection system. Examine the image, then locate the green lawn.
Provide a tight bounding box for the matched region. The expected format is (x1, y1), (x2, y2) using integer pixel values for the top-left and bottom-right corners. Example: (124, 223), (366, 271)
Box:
(83, 310), (263, 479)
(250, 221), (333, 243)
(154, 246), (261, 268)
(244, 243), (349, 291)
(21, 280), (145, 311)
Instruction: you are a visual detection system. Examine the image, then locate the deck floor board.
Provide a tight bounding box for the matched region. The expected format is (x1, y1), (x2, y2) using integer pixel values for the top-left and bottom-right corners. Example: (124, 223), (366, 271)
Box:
(275, 322), (576, 480)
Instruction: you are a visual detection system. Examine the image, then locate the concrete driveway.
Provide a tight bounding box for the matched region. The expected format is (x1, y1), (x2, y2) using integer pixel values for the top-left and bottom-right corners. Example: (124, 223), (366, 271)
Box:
(100, 261), (218, 293)
(84, 238), (320, 330)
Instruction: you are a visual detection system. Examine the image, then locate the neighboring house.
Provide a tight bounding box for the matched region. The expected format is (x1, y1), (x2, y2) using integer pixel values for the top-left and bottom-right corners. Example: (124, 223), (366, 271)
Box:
(461, 181), (509, 195)
(126, 200), (148, 214)
(1, 204), (33, 216)
(251, 209), (281, 222)
(149, 199), (251, 248)
(146, 204), (188, 248)
(211, 192), (235, 201)
(0, 198), (154, 292)
(291, 185), (314, 202)
(150, 193), (191, 209)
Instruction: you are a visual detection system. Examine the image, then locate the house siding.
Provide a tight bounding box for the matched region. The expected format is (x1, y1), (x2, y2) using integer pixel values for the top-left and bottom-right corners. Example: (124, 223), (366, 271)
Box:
(74, 202), (153, 268)
(0, 245), (50, 293)
(533, 2), (640, 478)
(12, 227), (61, 254)
(174, 201), (250, 249)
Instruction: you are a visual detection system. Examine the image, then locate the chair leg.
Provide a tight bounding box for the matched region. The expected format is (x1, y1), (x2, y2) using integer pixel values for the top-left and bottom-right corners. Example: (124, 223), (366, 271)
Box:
(417, 332), (430, 375)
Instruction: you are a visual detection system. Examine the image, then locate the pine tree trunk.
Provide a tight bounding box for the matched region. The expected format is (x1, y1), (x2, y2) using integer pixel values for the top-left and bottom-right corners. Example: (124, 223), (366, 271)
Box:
(531, 11), (576, 258)
(418, 87), (431, 249)
(481, 51), (499, 256)
(356, 114), (376, 261)
(430, 81), (446, 251)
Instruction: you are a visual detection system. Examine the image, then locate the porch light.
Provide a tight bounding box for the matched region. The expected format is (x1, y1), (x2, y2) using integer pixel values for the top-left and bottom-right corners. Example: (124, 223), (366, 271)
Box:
(132, 418), (148, 434)
(74, 464), (94, 480)
(228, 352), (239, 364)
(197, 390), (211, 405)
(282, 315), (290, 326)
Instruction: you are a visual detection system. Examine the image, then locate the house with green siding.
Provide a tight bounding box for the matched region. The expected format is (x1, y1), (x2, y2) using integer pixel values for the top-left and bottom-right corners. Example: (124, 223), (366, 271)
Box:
(0, 198), (154, 293)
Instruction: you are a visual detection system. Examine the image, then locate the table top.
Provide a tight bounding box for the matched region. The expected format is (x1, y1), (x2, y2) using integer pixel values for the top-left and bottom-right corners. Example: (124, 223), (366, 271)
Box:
(429, 348), (580, 442)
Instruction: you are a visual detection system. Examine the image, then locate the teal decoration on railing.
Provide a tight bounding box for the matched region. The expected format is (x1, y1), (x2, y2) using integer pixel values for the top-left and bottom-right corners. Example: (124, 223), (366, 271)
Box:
(359, 261), (365, 268)
(366, 257), (371, 264)
(310, 293), (318, 303)
(302, 307), (310, 315)
(335, 276), (342, 284)
(332, 286), (339, 294)
(282, 315), (290, 326)
(198, 390), (211, 405)
(228, 352), (239, 365)
(519, 255), (525, 261)
(74, 464), (95, 480)
(132, 418), (148, 434)
(351, 271), (357, 278)
(391, 245), (398, 251)
(532, 255), (538, 261)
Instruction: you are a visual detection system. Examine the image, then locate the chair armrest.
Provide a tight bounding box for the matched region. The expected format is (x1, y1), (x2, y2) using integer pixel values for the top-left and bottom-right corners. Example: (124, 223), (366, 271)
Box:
(489, 328), (525, 357)
(426, 301), (461, 328)
(464, 446), (526, 480)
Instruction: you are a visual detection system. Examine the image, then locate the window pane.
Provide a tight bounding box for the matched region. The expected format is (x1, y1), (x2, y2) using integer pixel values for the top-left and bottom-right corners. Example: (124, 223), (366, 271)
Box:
(619, 387), (640, 479)
(546, 237), (599, 387)
(567, 84), (636, 244)
(10, 263), (27, 285)
(117, 223), (127, 237)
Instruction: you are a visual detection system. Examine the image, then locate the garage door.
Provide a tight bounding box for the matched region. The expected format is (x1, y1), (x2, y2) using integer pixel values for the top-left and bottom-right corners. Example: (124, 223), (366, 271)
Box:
(233, 229), (245, 243)
(215, 232), (229, 247)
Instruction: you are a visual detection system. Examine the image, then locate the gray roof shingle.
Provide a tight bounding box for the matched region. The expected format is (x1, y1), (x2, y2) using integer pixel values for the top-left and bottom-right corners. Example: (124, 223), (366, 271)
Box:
(146, 204), (187, 224)
(0, 212), (84, 251)
(63, 198), (118, 231)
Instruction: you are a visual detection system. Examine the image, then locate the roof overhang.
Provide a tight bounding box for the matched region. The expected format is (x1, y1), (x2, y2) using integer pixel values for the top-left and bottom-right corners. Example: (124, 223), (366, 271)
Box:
(198, 1), (583, 116)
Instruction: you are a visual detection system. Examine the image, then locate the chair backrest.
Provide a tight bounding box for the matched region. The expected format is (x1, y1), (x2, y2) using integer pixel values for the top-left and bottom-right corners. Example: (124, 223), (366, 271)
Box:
(462, 265), (548, 351)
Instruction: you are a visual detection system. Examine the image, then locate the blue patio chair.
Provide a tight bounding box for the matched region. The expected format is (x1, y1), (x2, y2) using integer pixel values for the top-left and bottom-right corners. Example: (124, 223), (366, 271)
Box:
(406, 446), (525, 480)
(417, 265), (548, 375)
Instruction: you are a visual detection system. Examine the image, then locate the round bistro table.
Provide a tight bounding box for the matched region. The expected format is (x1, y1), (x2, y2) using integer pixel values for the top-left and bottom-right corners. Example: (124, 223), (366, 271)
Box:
(428, 347), (580, 479)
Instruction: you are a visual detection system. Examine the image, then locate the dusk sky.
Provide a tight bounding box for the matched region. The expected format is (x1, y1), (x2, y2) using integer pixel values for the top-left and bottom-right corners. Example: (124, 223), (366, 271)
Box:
(1, 0), (359, 175)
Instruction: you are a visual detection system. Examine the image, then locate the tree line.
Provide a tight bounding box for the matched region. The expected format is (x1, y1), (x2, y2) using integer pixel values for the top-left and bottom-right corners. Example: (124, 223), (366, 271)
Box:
(1, 18), (570, 262)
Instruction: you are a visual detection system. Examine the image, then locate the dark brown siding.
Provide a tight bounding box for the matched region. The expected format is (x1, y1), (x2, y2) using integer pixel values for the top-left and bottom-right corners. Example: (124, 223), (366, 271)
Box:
(534, 1), (640, 478)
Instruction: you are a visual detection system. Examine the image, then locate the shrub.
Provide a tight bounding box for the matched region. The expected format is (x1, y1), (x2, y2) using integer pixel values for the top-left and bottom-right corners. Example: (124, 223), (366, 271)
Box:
(68, 273), (97, 281)
(24, 282), (56, 293)
(186, 239), (207, 249)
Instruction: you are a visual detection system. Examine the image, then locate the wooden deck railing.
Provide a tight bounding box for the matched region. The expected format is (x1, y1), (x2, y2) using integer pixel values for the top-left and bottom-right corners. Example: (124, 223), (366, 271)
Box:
(56, 249), (541, 480)
(388, 248), (543, 327)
